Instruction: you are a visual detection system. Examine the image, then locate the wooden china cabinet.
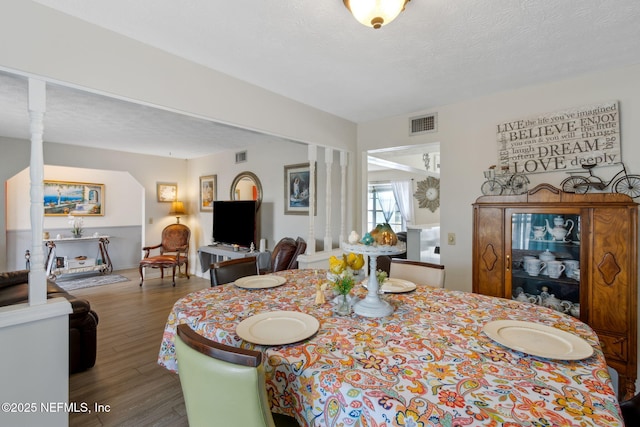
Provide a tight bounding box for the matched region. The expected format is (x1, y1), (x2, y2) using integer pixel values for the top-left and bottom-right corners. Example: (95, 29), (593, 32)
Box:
(472, 183), (638, 399)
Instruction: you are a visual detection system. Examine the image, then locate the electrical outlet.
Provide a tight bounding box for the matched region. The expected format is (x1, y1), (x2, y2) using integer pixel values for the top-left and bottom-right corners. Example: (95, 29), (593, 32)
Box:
(149, 217), (153, 224)
(448, 233), (456, 245)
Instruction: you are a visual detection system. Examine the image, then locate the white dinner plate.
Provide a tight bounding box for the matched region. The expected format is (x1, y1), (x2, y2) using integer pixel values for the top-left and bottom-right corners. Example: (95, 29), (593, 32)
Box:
(363, 278), (417, 293)
(381, 278), (417, 293)
(234, 275), (286, 289)
(236, 311), (320, 345)
(483, 320), (593, 360)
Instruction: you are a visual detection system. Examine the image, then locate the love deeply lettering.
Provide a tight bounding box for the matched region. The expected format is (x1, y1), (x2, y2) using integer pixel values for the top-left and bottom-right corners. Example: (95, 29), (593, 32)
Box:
(509, 139), (617, 173)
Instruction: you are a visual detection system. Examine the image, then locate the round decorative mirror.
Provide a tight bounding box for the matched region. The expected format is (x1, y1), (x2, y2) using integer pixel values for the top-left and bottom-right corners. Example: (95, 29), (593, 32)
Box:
(230, 171), (263, 209)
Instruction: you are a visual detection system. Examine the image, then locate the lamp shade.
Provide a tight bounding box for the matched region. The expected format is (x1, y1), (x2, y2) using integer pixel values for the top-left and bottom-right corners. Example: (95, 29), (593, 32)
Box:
(169, 201), (186, 216)
(344, 0), (409, 29)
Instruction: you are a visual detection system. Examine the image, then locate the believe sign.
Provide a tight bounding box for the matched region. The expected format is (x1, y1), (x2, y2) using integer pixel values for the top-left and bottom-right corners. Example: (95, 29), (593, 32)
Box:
(497, 101), (620, 174)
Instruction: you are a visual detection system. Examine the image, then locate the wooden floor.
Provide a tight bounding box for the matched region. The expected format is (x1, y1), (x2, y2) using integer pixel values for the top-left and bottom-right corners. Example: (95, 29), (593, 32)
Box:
(68, 268), (209, 426)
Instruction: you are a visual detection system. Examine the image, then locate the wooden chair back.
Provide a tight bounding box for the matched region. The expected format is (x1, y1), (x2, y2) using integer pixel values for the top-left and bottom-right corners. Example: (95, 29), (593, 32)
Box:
(160, 223), (191, 255)
(210, 256), (258, 286)
(175, 324), (275, 427)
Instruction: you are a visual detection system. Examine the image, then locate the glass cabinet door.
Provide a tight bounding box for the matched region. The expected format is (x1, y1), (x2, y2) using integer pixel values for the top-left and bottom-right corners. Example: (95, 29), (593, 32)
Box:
(510, 212), (581, 318)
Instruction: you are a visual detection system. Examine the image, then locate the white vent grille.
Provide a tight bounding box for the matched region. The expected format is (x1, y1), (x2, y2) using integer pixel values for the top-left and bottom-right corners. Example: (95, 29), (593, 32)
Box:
(409, 113), (437, 135)
(235, 151), (247, 163)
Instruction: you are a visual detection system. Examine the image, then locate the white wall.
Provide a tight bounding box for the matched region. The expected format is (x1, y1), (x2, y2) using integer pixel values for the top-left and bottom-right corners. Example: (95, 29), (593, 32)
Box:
(5, 165), (144, 271)
(0, 300), (71, 427)
(358, 63), (640, 293)
(188, 140), (354, 274)
(0, 137), (30, 271)
(2, 138), (356, 276)
(42, 142), (190, 253)
(7, 166), (142, 231)
(0, 140), (190, 272)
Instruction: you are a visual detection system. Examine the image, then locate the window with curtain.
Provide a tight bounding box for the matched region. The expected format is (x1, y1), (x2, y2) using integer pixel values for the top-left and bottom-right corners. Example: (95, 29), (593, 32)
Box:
(368, 183), (404, 233)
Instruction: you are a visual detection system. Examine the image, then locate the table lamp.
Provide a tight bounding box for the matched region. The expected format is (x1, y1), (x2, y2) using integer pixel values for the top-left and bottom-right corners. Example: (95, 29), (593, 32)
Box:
(169, 201), (187, 224)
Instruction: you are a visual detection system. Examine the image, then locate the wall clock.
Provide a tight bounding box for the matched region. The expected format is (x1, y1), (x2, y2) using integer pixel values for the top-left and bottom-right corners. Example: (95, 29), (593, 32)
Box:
(414, 176), (440, 212)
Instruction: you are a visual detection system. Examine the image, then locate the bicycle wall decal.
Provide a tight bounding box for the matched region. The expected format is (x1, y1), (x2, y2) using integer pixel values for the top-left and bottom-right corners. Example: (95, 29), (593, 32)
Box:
(480, 162), (640, 199)
(561, 162), (640, 198)
(481, 166), (530, 196)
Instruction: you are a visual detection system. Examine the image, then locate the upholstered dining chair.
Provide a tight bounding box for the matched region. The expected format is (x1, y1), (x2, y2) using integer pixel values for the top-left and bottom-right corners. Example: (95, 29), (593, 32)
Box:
(175, 324), (299, 427)
(389, 259), (445, 288)
(620, 391), (640, 426)
(261, 237), (306, 274)
(139, 223), (190, 287)
(210, 256), (259, 286)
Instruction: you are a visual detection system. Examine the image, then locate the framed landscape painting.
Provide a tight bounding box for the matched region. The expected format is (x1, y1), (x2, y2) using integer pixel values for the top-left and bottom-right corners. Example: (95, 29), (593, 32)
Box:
(199, 175), (217, 212)
(44, 180), (105, 216)
(284, 163), (316, 215)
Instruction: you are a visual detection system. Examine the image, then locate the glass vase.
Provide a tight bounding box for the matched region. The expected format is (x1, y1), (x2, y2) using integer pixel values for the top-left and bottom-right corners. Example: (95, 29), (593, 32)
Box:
(336, 293), (351, 315)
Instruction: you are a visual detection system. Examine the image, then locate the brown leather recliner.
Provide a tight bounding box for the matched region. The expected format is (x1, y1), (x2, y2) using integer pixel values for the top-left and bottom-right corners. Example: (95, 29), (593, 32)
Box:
(262, 237), (306, 273)
(0, 270), (99, 374)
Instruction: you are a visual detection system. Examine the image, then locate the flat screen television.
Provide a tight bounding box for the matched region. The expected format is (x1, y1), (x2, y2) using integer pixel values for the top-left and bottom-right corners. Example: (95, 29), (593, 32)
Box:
(212, 200), (257, 248)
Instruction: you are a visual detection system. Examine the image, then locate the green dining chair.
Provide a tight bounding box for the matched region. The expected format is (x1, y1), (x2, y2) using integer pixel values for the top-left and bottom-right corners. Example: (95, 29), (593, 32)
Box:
(175, 324), (299, 427)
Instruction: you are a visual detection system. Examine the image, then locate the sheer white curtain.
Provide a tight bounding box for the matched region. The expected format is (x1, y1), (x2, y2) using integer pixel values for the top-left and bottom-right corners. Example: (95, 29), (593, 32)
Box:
(377, 189), (396, 223)
(392, 180), (414, 227)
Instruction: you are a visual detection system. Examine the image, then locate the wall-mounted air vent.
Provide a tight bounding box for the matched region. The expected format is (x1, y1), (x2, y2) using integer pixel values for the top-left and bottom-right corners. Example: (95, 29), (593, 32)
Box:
(235, 150), (247, 163)
(409, 113), (437, 136)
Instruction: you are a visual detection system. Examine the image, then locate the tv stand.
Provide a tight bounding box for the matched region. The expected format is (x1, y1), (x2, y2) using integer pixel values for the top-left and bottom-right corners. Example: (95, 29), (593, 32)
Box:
(198, 245), (270, 273)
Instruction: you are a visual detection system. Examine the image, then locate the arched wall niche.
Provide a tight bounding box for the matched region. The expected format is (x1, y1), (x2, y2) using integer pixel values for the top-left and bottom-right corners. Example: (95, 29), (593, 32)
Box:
(6, 165), (144, 271)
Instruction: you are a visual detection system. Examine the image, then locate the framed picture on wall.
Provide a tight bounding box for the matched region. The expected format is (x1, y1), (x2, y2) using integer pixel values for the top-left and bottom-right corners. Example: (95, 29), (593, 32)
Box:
(199, 175), (217, 212)
(55, 256), (66, 269)
(157, 182), (178, 202)
(284, 163), (317, 215)
(44, 180), (105, 216)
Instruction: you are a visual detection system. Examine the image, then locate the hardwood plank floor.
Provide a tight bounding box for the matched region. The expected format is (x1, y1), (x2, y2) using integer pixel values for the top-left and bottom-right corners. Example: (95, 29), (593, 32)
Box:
(68, 268), (209, 426)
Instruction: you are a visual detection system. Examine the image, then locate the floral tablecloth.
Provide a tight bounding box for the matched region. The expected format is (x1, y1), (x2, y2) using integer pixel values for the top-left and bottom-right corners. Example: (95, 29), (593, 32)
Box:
(158, 269), (622, 427)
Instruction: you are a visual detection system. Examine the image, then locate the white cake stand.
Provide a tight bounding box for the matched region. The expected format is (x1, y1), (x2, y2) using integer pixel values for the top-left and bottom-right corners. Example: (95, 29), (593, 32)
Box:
(341, 241), (406, 318)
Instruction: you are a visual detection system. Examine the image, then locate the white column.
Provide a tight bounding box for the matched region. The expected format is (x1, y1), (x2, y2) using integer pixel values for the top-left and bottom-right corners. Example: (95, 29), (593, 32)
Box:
(340, 151), (348, 244)
(307, 145), (317, 254)
(324, 147), (333, 251)
(28, 78), (47, 305)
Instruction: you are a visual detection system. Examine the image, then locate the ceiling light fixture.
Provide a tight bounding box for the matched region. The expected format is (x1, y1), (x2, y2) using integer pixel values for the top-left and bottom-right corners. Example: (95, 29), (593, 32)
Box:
(343, 0), (410, 29)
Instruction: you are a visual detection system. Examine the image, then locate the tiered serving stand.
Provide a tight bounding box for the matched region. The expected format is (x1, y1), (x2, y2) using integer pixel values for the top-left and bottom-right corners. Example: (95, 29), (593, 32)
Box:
(341, 241), (406, 318)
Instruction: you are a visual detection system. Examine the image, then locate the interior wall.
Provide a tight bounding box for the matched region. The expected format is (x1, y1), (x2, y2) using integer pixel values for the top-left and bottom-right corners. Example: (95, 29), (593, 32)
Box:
(0, 139), (188, 271)
(6, 165), (143, 271)
(358, 63), (640, 293)
(2, 138), (354, 276)
(42, 142), (189, 251)
(0, 137), (30, 272)
(188, 140), (351, 274)
(0, 305), (70, 427)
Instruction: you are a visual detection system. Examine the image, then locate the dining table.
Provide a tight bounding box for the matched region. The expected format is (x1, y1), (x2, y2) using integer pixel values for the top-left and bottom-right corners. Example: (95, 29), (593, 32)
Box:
(158, 269), (624, 427)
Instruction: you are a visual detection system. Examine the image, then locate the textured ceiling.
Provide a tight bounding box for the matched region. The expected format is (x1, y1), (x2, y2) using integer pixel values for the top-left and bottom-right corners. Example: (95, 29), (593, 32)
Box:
(2, 0), (640, 160)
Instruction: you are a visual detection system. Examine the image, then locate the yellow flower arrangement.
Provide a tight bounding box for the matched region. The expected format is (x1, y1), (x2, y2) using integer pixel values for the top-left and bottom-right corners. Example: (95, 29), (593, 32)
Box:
(329, 253), (365, 275)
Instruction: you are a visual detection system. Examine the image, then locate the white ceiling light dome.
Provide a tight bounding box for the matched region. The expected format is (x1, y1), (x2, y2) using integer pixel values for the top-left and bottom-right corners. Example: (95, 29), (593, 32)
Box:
(343, 0), (410, 29)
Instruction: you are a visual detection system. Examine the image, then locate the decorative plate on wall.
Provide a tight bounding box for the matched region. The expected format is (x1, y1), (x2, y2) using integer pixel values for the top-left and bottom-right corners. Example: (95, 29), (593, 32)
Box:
(414, 176), (440, 212)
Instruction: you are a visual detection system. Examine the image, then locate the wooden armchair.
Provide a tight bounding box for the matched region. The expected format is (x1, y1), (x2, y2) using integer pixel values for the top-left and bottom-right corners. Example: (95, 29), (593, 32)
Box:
(139, 223), (191, 286)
